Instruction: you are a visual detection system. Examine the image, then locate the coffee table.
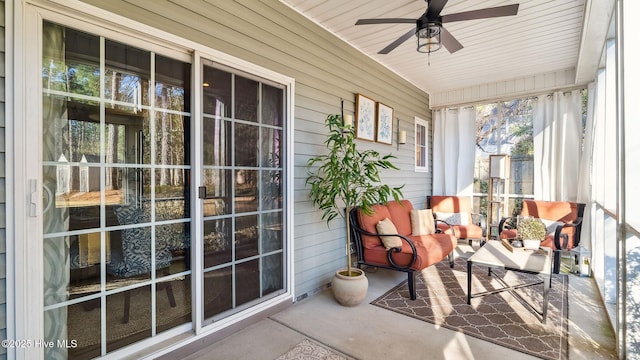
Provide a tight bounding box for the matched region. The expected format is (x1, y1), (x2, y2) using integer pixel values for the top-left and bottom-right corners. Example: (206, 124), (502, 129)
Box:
(466, 240), (553, 322)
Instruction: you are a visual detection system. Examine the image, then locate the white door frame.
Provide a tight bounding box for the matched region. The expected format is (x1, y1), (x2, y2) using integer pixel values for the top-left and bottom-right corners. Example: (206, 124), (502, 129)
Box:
(11, 1), (295, 358)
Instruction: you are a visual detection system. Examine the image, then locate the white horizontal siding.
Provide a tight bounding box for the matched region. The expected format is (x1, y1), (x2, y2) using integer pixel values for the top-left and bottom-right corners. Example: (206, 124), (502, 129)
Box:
(429, 68), (578, 108)
(79, 0), (433, 298)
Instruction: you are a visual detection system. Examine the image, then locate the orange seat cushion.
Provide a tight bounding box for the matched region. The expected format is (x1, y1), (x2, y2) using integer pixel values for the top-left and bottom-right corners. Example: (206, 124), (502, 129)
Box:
(500, 228), (518, 240)
(501, 227), (577, 250)
(363, 233), (457, 271)
(437, 223), (483, 239)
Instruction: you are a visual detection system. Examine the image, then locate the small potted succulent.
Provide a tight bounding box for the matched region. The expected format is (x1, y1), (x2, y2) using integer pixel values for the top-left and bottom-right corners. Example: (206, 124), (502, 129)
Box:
(516, 217), (547, 250)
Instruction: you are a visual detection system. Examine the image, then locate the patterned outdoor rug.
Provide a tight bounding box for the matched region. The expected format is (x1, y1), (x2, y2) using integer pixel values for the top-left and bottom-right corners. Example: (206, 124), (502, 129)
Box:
(275, 339), (352, 360)
(371, 258), (569, 360)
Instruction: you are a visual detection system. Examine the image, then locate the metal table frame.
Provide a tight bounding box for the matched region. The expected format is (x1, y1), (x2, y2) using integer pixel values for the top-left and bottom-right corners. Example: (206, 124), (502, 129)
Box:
(466, 240), (553, 323)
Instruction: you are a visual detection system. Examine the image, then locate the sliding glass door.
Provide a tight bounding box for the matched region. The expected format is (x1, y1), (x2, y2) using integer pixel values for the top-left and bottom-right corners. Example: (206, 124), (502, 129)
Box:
(38, 19), (288, 359)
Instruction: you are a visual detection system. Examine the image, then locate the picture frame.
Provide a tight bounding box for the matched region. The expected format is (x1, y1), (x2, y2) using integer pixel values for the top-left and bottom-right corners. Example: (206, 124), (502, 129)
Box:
(355, 94), (376, 141)
(376, 102), (393, 145)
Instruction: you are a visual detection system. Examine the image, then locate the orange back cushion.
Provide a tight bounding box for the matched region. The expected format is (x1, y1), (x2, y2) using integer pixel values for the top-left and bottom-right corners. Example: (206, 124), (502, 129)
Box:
(430, 196), (472, 224)
(430, 196), (472, 213)
(358, 204), (392, 249)
(522, 200), (579, 222)
(385, 200), (413, 236)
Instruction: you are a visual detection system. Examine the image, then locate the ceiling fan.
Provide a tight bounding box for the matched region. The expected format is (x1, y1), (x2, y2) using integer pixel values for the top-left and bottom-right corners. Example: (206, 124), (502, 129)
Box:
(355, 0), (519, 54)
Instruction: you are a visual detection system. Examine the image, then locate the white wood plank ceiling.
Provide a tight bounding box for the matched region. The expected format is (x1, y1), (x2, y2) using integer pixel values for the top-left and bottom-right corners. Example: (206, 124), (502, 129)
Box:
(280, 0), (589, 96)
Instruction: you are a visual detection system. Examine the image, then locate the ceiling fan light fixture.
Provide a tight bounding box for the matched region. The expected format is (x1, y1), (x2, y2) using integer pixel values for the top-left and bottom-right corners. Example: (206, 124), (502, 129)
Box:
(354, 1), (519, 56)
(416, 20), (442, 54)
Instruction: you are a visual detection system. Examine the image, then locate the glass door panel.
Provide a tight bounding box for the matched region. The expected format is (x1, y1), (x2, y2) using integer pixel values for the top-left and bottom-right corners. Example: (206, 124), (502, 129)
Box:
(203, 218), (233, 268)
(234, 76), (258, 122)
(41, 21), (192, 358)
(235, 215), (259, 259)
(201, 61), (286, 323)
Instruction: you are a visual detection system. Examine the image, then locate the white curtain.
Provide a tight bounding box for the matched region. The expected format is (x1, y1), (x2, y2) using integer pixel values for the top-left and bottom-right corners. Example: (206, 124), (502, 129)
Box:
(576, 82), (598, 251)
(532, 90), (583, 201)
(577, 84), (596, 203)
(433, 107), (476, 196)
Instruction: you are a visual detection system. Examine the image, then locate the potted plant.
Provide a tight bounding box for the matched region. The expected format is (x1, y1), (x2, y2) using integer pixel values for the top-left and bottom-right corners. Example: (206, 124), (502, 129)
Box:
(516, 217), (547, 250)
(306, 114), (403, 306)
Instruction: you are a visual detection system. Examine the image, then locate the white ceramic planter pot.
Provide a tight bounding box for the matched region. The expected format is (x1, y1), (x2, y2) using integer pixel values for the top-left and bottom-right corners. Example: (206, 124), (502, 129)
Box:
(331, 268), (368, 306)
(523, 239), (541, 250)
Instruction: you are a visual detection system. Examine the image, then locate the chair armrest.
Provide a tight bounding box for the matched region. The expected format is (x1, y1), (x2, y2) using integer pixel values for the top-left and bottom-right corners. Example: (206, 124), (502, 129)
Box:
(498, 217), (515, 235)
(552, 217), (583, 249)
(434, 219), (457, 238)
(348, 215), (418, 270)
(386, 236), (418, 270)
(472, 213), (487, 234)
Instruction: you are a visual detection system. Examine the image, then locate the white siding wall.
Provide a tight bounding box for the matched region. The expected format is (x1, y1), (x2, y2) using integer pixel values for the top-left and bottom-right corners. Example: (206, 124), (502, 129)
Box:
(430, 68), (577, 108)
(79, 0), (433, 298)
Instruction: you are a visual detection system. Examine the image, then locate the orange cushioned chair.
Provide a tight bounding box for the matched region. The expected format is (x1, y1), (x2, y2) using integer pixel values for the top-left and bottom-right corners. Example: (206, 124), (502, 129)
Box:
(349, 200), (457, 300)
(499, 199), (585, 273)
(427, 196), (486, 244)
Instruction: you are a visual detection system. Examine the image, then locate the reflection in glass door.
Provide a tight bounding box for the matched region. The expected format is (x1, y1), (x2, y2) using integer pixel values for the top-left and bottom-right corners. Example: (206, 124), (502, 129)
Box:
(201, 62), (286, 323)
(41, 22), (192, 358)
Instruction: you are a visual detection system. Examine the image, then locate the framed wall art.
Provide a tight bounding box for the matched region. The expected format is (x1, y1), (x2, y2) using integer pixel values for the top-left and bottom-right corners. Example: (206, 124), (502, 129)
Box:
(355, 94), (375, 141)
(376, 102), (393, 145)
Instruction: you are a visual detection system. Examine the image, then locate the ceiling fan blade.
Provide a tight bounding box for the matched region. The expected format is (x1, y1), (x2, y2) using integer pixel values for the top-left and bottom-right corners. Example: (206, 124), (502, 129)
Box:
(378, 28), (415, 54)
(440, 27), (464, 54)
(426, 0), (449, 19)
(355, 18), (416, 25)
(441, 4), (519, 23)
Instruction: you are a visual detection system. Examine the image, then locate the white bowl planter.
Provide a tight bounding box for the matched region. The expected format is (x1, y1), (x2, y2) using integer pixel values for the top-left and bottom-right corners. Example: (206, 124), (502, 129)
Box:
(523, 239), (541, 250)
(331, 268), (368, 306)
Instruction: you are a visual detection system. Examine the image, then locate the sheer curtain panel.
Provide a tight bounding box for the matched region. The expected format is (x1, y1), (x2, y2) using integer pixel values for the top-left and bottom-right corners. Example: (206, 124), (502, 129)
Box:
(532, 90), (583, 201)
(432, 107), (476, 196)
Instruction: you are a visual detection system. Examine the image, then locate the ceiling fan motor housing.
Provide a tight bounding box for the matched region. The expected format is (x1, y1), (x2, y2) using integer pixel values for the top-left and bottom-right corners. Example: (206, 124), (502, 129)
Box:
(416, 18), (442, 53)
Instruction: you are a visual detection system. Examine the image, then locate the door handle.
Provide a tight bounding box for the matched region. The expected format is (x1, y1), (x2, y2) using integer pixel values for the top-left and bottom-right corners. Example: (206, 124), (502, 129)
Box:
(29, 179), (38, 217)
(198, 186), (207, 199)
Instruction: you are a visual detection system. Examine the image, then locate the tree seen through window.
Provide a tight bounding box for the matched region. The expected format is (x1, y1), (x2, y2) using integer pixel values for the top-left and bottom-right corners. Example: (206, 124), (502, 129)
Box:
(473, 99), (534, 218)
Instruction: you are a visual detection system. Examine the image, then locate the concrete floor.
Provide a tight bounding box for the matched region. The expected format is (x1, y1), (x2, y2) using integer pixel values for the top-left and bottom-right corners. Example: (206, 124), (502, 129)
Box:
(173, 246), (618, 360)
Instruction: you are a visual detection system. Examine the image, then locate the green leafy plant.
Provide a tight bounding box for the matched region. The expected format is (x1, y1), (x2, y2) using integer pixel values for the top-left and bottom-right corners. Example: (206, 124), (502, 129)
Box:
(517, 217), (546, 241)
(306, 114), (403, 276)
